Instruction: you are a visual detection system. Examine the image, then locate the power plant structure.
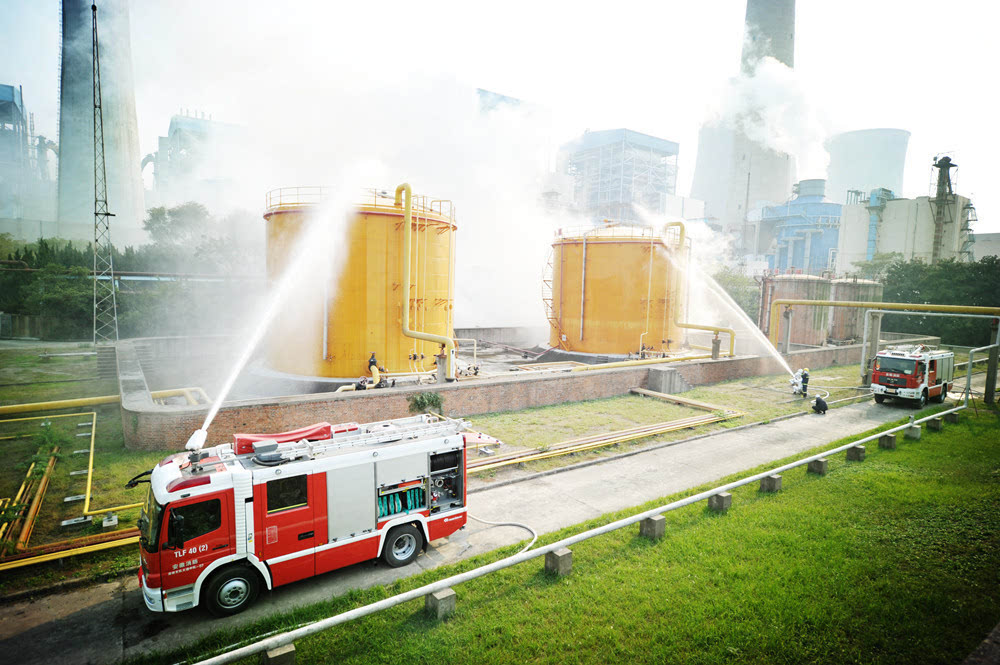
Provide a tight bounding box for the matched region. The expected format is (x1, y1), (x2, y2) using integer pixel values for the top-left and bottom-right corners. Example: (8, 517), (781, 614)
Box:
(559, 129), (681, 224)
(57, 0), (145, 246)
(0, 84), (58, 239)
(824, 128), (910, 205)
(836, 157), (975, 273)
(142, 110), (249, 210)
(690, 0), (796, 248)
(757, 179), (842, 274)
(260, 187), (456, 388)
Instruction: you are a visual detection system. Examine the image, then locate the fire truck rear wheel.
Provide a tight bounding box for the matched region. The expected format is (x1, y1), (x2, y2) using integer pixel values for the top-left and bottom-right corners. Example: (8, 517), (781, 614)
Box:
(934, 384), (947, 403)
(382, 524), (424, 568)
(874, 394), (885, 404)
(203, 566), (260, 617)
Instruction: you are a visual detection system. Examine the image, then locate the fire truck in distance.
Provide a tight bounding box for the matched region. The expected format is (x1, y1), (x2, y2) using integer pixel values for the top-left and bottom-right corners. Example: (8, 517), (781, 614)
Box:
(870, 344), (954, 408)
(129, 414), (485, 616)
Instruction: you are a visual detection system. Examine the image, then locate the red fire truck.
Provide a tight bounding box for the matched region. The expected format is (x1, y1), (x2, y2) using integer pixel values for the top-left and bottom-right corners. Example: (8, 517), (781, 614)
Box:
(870, 344), (954, 408)
(129, 414), (479, 616)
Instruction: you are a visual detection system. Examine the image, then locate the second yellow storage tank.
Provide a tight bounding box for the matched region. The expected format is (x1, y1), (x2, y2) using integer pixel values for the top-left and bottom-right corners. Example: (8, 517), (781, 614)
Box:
(545, 225), (684, 355)
(263, 187), (456, 380)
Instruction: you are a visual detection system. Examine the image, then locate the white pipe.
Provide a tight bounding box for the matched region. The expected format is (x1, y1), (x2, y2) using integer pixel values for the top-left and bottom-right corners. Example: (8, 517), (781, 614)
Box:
(193, 402), (970, 665)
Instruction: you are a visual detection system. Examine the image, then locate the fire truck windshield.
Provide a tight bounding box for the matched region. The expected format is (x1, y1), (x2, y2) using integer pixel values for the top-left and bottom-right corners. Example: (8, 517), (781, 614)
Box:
(138, 485), (164, 553)
(875, 357), (917, 374)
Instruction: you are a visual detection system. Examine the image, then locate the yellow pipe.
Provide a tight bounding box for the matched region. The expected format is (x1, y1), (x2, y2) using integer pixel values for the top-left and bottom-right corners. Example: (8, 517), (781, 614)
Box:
(664, 221), (737, 357)
(16, 446), (58, 550)
(0, 387), (210, 416)
(0, 536), (139, 572)
(766, 300), (1000, 346)
(0, 461), (36, 541)
(335, 385), (355, 393)
(395, 183), (456, 381)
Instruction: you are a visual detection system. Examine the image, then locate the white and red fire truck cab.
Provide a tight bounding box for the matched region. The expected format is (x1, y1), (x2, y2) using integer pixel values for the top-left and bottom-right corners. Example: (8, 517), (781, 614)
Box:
(136, 414), (472, 616)
(870, 344), (954, 408)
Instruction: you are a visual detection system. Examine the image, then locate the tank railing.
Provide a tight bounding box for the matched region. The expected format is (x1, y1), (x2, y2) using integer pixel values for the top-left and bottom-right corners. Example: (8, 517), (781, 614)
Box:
(264, 187), (454, 221)
(554, 224), (667, 241)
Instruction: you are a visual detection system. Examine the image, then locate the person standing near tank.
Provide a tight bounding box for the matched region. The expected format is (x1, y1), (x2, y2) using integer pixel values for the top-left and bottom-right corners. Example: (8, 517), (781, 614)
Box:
(800, 368), (810, 397)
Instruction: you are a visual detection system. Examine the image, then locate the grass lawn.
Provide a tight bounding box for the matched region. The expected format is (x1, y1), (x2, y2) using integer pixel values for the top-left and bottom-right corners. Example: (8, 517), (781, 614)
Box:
(467, 364), (873, 475)
(130, 407), (1000, 665)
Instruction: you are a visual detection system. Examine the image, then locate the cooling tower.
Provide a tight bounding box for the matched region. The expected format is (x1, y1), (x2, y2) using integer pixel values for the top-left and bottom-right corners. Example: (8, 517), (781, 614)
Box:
(57, 0), (145, 245)
(263, 188), (456, 381)
(825, 129), (910, 204)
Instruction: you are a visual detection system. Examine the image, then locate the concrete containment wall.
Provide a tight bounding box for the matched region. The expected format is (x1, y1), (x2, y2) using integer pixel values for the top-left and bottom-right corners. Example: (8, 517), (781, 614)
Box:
(117, 333), (938, 451)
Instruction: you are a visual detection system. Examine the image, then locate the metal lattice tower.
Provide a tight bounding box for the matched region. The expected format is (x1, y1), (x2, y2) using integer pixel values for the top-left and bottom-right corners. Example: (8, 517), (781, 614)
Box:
(91, 4), (119, 344)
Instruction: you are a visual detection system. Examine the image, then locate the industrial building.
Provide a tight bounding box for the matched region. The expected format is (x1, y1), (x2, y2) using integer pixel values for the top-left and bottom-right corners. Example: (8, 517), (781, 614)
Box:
(757, 179), (841, 274)
(0, 83), (58, 239)
(143, 111), (247, 209)
(559, 128), (689, 223)
(57, 0), (145, 246)
(689, 0), (796, 246)
(972, 233), (1000, 259)
(836, 157), (975, 273)
(824, 128), (910, 205)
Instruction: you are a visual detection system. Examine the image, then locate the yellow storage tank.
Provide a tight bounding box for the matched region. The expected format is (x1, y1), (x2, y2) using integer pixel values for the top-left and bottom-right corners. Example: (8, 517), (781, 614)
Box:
(544, 225), (684, 355)
(263, 188), (456, 380)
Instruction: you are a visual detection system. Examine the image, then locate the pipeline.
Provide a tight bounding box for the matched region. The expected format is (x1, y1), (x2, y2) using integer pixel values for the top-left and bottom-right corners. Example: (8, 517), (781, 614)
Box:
(16, 446), (59, 550)
(767, 300), (1000, 346)
(665, 221), (737, 357)
(396, 183), (456, 381)
(0, 387), (210, 416)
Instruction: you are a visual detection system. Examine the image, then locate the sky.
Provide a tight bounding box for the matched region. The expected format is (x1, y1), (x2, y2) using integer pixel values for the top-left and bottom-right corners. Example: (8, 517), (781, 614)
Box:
(1, 0), (998, 235)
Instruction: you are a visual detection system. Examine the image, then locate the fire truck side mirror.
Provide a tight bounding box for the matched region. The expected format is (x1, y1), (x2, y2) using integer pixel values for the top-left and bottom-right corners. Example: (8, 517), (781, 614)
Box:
(165, 512), (185, 549)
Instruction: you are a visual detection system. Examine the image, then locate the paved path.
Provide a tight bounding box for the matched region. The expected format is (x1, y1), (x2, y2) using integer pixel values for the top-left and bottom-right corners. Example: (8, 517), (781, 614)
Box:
(0, 399), (949, 664)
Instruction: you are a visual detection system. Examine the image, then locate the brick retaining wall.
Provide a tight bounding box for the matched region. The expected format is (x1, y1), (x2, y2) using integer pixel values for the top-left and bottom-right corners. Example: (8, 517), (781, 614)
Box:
(117, 335), (937, 451)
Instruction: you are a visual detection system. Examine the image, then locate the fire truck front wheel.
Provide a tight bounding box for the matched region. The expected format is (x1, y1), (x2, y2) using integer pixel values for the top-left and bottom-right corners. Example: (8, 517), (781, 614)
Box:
(203, 566), (260, 617)
(915, 391), (927, 409)
(382, 524), (424, 568)
(874, 394), (885, 404)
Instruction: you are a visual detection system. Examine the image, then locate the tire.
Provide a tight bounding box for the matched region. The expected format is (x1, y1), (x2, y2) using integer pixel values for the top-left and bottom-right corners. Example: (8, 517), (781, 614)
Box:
(934, 384), (948, 403)
(203, 566), (260, 617)
(382, 524), (424, 568)
(916, 391), (927, 409)
(874, 394), (885, 404)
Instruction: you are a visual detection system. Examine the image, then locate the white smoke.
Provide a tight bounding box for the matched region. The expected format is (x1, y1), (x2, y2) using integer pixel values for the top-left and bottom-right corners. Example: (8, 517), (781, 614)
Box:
(708, 55), (831, 180)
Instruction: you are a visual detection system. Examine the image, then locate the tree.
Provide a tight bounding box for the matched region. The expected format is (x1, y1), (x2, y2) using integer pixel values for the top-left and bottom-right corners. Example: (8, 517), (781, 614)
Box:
(880, 257), (1000, 346)
(712, 266), (760, 322)
(851, 252), (903, 281)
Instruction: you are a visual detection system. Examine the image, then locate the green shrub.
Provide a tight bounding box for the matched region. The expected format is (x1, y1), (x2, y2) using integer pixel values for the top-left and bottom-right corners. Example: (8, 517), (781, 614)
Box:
(407, 392), (443, 414)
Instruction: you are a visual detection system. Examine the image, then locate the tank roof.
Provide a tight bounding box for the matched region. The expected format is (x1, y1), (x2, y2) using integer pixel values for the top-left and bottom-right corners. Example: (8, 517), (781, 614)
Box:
(768, 273), (830, 282)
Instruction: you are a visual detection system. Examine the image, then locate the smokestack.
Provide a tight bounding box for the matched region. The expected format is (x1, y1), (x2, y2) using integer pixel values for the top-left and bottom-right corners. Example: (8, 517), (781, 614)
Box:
(57, 0), (145, 245)
(741, 0), (795, 73)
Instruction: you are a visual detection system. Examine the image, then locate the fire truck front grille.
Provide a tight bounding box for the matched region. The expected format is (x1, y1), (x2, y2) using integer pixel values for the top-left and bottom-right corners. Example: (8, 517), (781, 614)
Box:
(881, 376), (907, 386)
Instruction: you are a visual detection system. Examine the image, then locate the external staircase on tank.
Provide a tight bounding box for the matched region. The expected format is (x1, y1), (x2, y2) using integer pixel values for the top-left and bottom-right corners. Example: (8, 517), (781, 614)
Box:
(541, 248), (568, 349)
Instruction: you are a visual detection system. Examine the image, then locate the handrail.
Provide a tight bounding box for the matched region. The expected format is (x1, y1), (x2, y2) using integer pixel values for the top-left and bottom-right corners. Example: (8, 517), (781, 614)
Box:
(191, 401), (972, 665)
(396, 183), (457, 381)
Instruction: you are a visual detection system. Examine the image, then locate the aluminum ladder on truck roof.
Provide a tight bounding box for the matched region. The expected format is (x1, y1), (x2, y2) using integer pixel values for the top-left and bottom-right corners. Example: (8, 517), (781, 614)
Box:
(293, 414), (469, 460)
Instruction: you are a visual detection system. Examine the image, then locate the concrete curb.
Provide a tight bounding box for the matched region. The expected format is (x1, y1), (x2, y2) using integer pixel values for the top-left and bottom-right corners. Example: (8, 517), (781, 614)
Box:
(0, 566), (138, 605)
(470, 393), (875, 495)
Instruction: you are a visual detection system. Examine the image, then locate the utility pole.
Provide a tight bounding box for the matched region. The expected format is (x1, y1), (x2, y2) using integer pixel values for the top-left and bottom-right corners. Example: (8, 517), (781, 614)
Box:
(92, 3), (119, 344)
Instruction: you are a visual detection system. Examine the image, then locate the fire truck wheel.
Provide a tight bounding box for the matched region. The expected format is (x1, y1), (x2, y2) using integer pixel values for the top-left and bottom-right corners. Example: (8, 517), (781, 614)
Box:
(934, 384), (947, 403)
(873, 394), (885, 404)
(382, 524), (424, 568)
(917, 391), (927, 409)
(203, 566), (260, 617)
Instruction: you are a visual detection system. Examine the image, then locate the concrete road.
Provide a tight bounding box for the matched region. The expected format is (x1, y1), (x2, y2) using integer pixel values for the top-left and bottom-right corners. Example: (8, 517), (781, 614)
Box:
(0, 398), (954, 664)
